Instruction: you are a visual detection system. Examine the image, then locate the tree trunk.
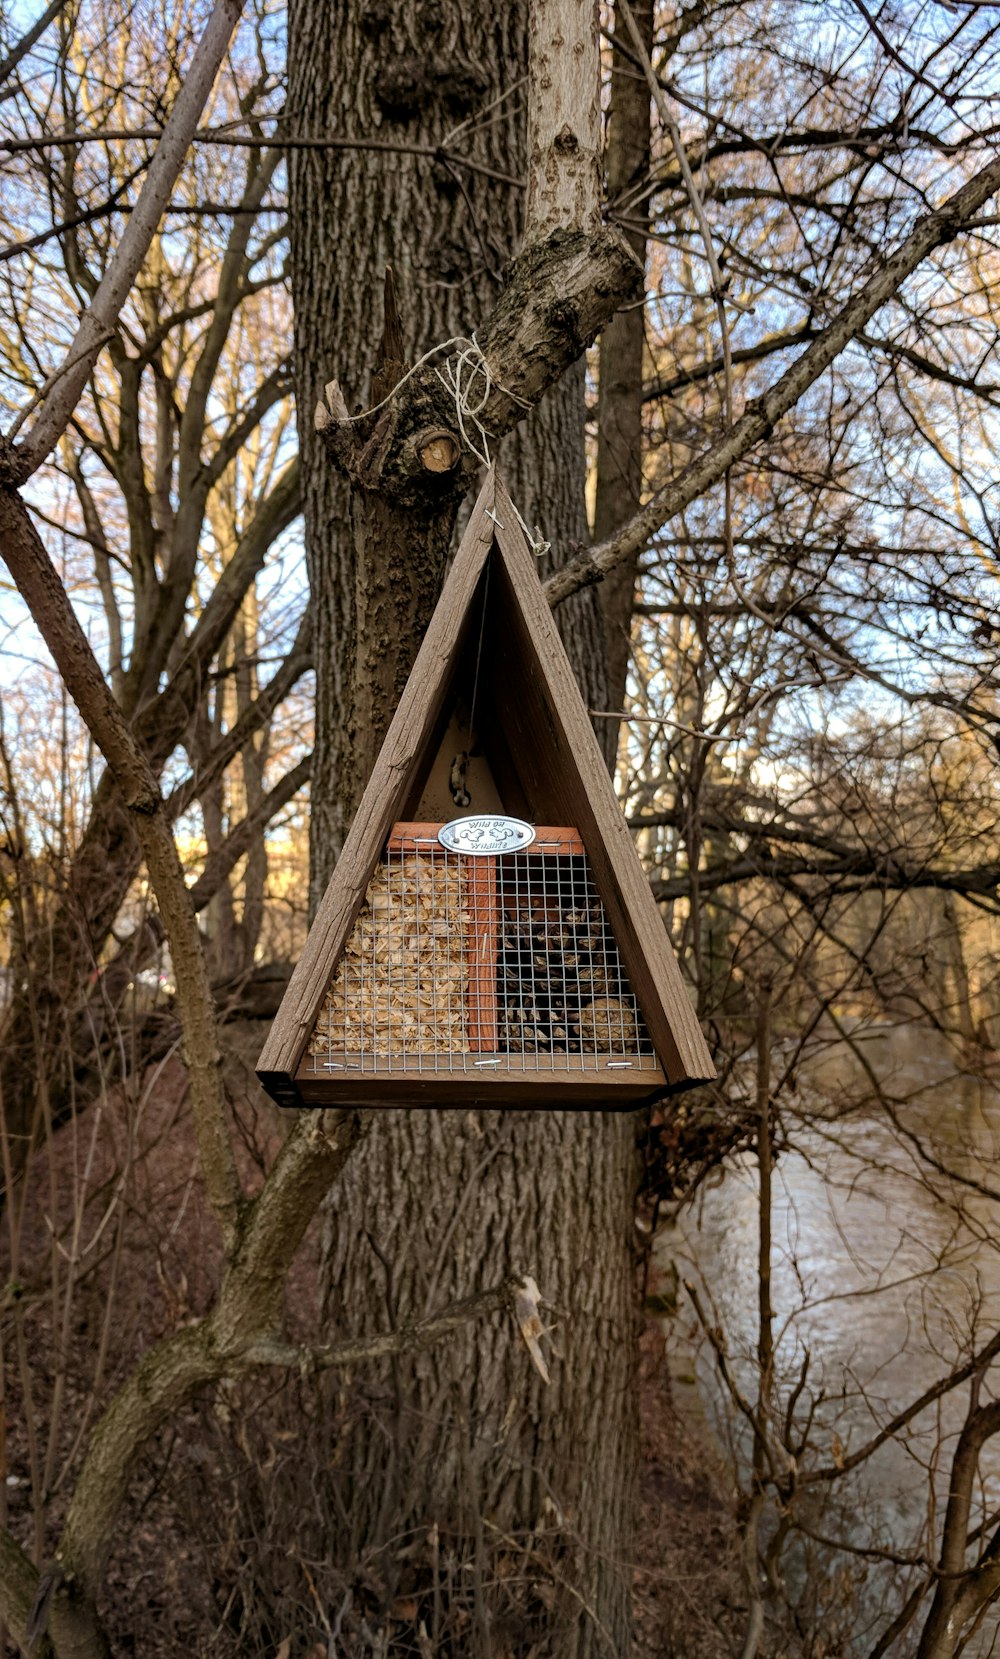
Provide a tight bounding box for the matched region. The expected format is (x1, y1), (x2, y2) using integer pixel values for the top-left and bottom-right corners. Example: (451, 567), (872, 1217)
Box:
(287, 4), (639, 1652)
(320, 1109), (640, 1656)
(289, 3), (612, 904)
(505, 377), (609, 723)
(594, 0), (654, 759)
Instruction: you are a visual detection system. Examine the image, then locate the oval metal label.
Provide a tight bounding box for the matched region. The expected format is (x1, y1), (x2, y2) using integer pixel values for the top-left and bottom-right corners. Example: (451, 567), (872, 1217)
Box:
(438, 815), (536, 856)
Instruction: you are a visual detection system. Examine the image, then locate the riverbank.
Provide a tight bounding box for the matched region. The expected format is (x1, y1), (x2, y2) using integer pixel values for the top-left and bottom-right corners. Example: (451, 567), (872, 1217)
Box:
(635, 1313), (745, 1659)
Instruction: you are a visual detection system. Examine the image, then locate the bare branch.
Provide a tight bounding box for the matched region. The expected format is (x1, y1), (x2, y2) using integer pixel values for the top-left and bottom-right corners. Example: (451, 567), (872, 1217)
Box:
(0, 491), (244, 1250)
(239, 1278), (517, 1371)
(165, 610), (312, 823)
(10, 0), (245, 478)
(187, 752), (311, 912)
(804, 1327), (1000, 1486)
(0, 0), (66, 102)
(544, 149), (1000, 607)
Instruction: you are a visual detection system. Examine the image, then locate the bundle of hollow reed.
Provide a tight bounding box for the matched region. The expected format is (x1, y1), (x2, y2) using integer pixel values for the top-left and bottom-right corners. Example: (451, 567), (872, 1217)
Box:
(497, 886), (638, 1054)
(310, 853), (471, 1055)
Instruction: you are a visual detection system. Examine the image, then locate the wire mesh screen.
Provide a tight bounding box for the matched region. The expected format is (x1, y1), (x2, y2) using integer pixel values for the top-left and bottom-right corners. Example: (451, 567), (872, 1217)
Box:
(305, 825), (659, 1077)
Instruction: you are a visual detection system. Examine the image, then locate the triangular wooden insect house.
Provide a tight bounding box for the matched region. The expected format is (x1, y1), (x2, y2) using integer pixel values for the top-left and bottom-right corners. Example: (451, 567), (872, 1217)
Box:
(258, 473), (714, 1108)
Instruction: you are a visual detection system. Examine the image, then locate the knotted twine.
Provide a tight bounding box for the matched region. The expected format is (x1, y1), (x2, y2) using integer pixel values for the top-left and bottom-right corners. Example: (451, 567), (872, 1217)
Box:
(339, 333), (551, 558)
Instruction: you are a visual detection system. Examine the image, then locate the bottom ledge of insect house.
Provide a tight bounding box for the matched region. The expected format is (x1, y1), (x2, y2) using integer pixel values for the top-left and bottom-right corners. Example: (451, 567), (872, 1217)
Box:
(292, 1052), (670, 1107)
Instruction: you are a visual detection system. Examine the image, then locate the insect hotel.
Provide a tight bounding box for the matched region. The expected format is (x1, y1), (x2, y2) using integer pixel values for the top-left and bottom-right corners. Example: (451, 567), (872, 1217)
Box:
(257, 475), (714, 1108)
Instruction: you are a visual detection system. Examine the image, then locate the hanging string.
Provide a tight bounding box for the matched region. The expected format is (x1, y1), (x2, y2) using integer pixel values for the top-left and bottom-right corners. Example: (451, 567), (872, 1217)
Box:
(337, 333), (551, 559)
(432, 337), (498, 471)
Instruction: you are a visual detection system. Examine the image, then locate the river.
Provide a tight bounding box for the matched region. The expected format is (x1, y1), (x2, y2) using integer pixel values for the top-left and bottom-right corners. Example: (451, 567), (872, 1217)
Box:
(656, 1022), (1000, 1642)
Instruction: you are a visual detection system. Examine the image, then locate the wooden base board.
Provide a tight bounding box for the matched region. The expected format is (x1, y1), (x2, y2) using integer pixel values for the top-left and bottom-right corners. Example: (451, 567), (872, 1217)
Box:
(281, 1052), (669, 1109)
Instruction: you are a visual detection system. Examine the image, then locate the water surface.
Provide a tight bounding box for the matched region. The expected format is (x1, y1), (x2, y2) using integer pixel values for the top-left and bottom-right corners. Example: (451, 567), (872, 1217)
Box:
(658, 1024), (1000, 1629)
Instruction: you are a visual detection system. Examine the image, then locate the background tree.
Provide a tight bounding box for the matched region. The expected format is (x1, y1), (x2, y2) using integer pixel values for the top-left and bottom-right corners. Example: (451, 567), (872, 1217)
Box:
(0, 0), (310, 1178)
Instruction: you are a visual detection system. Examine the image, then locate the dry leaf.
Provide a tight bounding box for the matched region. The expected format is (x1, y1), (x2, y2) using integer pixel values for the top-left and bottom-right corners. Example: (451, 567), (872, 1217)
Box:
(534, 1579), (558, 1612)
(513, 1275), (551, 1384)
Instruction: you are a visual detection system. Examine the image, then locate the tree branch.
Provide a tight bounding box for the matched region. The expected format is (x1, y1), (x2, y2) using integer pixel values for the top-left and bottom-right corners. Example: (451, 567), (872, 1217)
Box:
(56, 1108), (365, 1593)
(9, 0), (244, 478)
(315, 227), (643, 503)
(187, 752), (311, 912)
(53, 1120), (526, 1606)
(0, 1523), (44, 1652)
(650, 851), (1000, 904)
(0, 0), (66, 102)
(0, 490), (244, 1252)
(238, 1278), (516, 1371)
(543, 148), (1000, 607)
(165, 610), (312, 823)
(804, 1326), (1000, 1486)
(642, 322), (818, 402)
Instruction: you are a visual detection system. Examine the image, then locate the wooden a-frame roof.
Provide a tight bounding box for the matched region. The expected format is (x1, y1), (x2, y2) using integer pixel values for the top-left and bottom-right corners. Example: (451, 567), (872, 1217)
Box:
(257, 470), (714, 1107)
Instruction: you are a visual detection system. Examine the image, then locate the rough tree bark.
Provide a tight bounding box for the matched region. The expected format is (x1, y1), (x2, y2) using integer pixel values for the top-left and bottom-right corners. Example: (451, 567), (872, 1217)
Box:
(287, 2), (642, 1651)
(594, 0), (653, 745)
